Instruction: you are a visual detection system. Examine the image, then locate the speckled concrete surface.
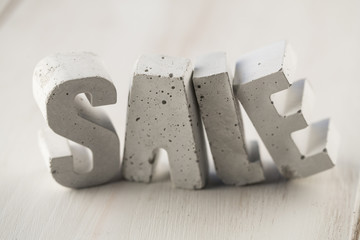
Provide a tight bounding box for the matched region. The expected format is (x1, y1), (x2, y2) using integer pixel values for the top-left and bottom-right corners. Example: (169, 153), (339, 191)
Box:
(122, 54), (208, 189)
(193, 52), (264, 185)
(234, 41), (338, 178)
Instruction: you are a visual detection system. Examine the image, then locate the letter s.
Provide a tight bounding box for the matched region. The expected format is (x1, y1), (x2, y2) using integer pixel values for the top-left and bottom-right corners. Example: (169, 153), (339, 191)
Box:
(33, 52), (120, 188)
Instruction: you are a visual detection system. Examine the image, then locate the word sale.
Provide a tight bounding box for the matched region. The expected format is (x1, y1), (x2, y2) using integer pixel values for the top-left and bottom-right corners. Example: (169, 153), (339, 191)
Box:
(33, 41), (338, 190)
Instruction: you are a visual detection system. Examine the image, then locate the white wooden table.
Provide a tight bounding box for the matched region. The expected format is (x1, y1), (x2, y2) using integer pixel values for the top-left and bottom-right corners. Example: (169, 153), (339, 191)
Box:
(1, 0), (359, 239)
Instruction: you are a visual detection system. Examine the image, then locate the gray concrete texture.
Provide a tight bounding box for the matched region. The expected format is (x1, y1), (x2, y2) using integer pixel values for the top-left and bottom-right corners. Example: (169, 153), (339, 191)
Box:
(234, 41), (338, 178)
(193, 52), (265, 185)
(33, 52), (120, 188)
(122, 54), (208, 189)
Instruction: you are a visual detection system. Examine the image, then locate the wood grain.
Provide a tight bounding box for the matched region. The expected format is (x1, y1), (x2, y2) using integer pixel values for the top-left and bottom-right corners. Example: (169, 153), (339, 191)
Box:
(0, 0), (359, 239)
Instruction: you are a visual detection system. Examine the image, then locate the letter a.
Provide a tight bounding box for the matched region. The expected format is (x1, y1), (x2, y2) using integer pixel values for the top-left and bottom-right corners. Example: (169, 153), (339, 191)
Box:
(122, 55), (208, 189)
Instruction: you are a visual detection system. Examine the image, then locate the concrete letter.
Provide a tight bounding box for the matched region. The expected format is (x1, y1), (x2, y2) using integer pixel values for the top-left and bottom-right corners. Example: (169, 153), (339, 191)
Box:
(193, 52), (264, 185)
(234, 42), (339, 178)
(33, 52), (120, 188)
(122, 55), (208, 189)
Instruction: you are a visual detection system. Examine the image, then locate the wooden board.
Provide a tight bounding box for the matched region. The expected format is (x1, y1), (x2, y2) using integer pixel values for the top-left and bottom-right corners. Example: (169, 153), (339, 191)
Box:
(0, 0), (359, 239)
